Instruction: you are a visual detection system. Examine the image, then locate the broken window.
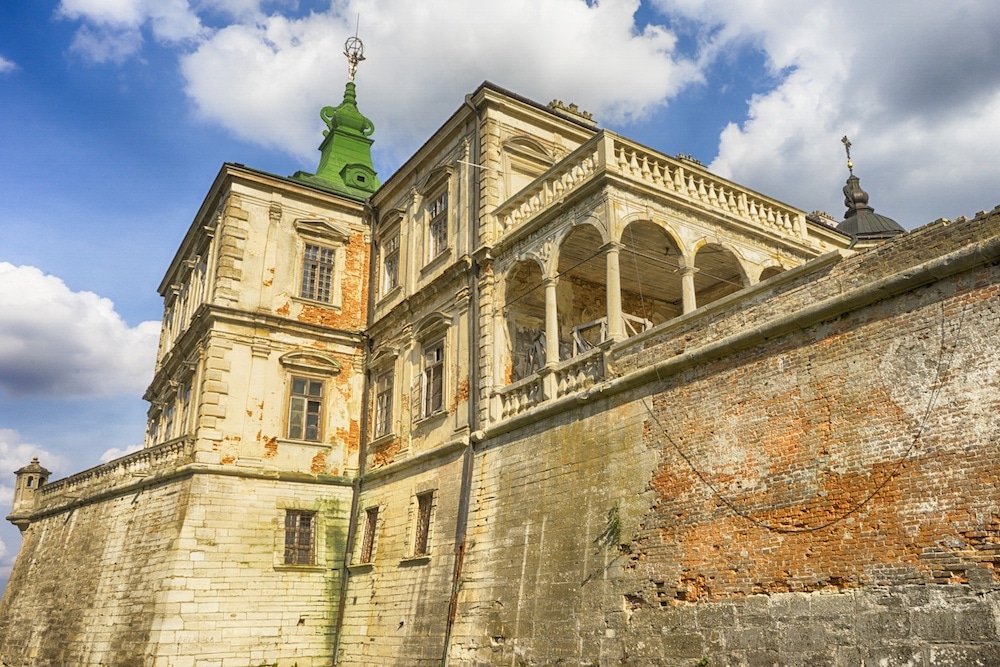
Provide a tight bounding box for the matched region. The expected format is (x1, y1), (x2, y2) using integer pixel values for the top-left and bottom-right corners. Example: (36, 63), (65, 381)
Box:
(288, 376), (323, 442)
(414, 492), (433, 556)
(284, 510), (315, 565)
(359, 506), (379, 563)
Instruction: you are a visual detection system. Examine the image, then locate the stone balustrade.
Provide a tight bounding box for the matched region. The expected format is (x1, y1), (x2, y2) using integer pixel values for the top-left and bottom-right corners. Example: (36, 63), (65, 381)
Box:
(496, 142), (601, 232)
(497, 373), (546, 420)
(494, 131), (809, 243)
(554, 348), (604, 399)
(609, 136), (808, 240)
(38, 437), (195, 506)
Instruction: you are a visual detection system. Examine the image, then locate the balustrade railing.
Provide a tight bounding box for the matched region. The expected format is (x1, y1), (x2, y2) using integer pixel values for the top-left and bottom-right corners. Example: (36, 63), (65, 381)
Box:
(39, 437), (195, 503)
(493, 131), (809, 243)
(497, 374), (546, 420)
(554, 348), (604, 399)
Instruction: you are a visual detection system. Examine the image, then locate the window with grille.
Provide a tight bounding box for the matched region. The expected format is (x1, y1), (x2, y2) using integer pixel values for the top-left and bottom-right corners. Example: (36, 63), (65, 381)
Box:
(423, 339), (444, 417)
(381, 231), (399, 294)
(414, 492), (433, 557)
(284, 510), (315, 565)
(288, 376), (323, 441)
(360, 506), (378, 563)
(374, 369), (393, 438)
(427, 192), (448, 260)
(301, 243), (335, 302)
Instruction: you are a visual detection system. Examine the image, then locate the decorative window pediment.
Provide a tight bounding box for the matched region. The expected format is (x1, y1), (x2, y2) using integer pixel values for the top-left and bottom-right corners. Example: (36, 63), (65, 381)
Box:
(413, 311), (451, 340)
(294, 218), (352, 244)
(376, 207), (405, 233)
(503, 135), (554, 166)
(418, 164), (454, 196)
(279, 350), (343, 376)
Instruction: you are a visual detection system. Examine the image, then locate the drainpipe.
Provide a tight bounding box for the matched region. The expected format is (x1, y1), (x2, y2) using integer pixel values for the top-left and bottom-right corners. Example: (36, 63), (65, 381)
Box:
(440, 94), (483, 666)
(332, 200), (378, 665)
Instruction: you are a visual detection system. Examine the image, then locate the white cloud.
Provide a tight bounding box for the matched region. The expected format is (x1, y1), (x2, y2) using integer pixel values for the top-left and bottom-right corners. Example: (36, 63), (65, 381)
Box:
(100, 443), (143, 462)
(59, 0), (205, 62)
(658, 0), (1000, 226)
(0, 55), (17, 74)
(0, 264), (159, 398)
(180, 0), (700, 168)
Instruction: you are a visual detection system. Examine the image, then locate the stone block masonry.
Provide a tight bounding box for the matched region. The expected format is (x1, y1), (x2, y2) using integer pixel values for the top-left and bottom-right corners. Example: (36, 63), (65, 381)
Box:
(0, 468), (352, 667)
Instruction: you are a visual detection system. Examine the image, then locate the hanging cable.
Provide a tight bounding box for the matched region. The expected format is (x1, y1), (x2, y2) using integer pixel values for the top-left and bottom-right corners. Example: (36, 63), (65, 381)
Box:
(644, 299), (965, 534)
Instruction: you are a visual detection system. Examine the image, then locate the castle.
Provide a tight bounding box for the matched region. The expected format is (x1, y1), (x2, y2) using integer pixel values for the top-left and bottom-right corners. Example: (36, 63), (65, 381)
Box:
(3, 42), (1000, 666)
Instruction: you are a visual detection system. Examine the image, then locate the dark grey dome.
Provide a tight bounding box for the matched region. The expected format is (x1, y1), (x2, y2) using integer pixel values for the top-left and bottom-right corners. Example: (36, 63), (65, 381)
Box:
(836, 173), (905, 240)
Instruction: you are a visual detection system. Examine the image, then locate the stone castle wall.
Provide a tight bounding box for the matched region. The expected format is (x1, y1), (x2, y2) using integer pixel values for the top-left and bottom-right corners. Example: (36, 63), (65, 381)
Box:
(0, 462), (353, 667)
(442, 209), (1000, 666)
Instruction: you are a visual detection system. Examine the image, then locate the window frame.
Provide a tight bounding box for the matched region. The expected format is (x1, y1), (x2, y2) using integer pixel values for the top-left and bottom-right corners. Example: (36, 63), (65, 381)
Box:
(292, 218), (350, 309)
(373, 367), (394, 439)
(413, 491), (434, 557)
(380, 228), (400, 296)
(421, 337), (445, 419)
(300, 242), (336, 303)
(283, 509), (316, 566)
(287, 375), (325, 443)
(426, 191), (449, 261)
(358, 505), (380, 565)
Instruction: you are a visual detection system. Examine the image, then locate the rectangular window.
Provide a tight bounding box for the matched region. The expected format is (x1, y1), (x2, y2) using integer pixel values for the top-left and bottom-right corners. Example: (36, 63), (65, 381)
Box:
(423, 339), (444, 417)
(284, 510), (315, 565)
(177, 384), (190, 437)
(360, 506), (378, 563)
(301, 244), (335, 302)
(427, 192), (448, 259)
(374, 369), (393, 438)
(381, 232), (399, 294)
(163, 403), (175, 441)
(414, 492), (433, 556)
(288, 376), (323, 441)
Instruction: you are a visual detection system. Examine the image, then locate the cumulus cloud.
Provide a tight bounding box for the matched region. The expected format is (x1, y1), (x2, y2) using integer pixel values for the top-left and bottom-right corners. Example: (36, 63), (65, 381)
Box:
(56, 0), (1000, 227)
(659, 0), (1000, 225)
(59, 0), (205, 62)
(0, 55), (17, 74)
(0, 264), (159, 398)
(180, 0), (700, 167)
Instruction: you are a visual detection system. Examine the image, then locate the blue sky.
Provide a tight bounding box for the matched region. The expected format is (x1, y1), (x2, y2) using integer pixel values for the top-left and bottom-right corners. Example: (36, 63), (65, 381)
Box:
(2, 0), (999, 590)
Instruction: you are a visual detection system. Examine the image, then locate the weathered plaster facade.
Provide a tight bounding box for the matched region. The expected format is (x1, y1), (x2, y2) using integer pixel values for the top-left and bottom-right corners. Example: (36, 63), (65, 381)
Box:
(2, 78), (999, 667)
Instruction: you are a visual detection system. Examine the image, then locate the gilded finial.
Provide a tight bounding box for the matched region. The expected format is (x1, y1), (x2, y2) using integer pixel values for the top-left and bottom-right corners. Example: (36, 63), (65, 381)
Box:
(344, 36), (365, 82)
(841, 135), (854, 175)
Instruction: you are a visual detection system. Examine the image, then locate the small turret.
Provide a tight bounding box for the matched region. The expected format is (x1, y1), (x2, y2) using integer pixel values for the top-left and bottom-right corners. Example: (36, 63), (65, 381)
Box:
(835, 136), (905, 245)
(7, 457), (51, 531)
(291, 36), (380, 200)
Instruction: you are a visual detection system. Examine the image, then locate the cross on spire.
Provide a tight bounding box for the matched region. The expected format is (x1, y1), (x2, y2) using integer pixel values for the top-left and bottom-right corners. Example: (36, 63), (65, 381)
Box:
(841, 135), (854, 176)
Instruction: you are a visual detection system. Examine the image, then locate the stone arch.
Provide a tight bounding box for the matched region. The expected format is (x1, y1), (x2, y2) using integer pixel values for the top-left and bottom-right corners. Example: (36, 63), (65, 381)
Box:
(759, 265), (786, 282)
(691, 242), (749, 308)
(557, 224), (607, 358)
(504, 259), (547, 381)
(619, 220), (686, 327)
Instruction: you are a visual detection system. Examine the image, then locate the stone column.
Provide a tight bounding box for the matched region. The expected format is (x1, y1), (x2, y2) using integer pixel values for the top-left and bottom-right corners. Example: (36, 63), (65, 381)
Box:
(681, 265), (698, 314)
(605, 242), (625, 342)
(544, 276), (560, 367)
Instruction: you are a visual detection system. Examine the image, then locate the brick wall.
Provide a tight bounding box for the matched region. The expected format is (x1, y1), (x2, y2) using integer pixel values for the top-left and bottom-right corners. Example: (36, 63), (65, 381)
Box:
(446, 208), (1000, 666)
